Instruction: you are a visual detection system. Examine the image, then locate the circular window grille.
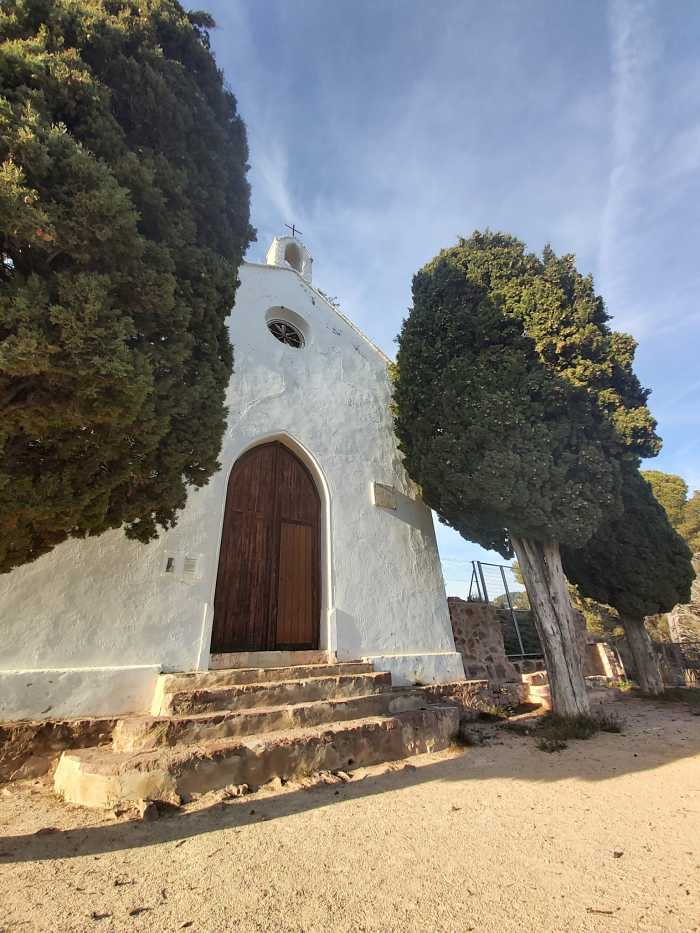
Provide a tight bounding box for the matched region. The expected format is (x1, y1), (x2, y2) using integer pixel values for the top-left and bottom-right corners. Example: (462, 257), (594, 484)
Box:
(267, 319), (304, 348)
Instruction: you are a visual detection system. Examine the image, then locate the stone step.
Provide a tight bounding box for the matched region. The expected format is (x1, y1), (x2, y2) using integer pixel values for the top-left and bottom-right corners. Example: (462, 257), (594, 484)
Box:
(209, 650), (329, 671)
(524, 683), (551, 709)
(152, 661), (374, 712)
(523, 675), (619, 705)
(116, 688), (433, 752)
(55, 706), (459, 809)
(159, 671), (392, 716)
(520, 670), (548, 685)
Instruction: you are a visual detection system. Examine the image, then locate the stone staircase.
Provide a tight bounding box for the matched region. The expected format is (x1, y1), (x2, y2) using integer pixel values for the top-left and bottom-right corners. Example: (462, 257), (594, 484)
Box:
(54, 659), (460, 809)
(521, 670), (551, 708)
(520, 669), (623, 711)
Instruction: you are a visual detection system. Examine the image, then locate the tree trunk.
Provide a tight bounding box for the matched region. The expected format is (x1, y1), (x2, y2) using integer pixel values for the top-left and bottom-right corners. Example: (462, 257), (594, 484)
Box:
(511, 535), (590, 717)
(622, 616), (664, 695)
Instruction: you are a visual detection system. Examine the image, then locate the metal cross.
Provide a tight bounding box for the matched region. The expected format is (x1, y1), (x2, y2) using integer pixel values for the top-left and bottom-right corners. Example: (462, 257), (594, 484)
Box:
(285, 223), (303, 239)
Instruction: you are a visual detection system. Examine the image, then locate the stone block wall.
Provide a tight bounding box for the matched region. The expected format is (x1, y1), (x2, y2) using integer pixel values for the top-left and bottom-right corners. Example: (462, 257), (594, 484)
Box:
(617, 638), (697, 687)
(0, 717), (117, 783)
(655, 643), (698, 686)
(447, 597), (521, 685)
(447, 597), (626, 698)
(584, 641), (626, 680)
(667, 553), (700, 643)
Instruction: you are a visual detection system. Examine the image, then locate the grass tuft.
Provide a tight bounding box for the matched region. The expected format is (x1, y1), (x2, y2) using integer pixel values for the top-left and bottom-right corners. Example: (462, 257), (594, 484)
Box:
(595, 711), (623, 733)
(636, 686), (700, 707)
(476, 704), (510, 722)
(477, 701), (542, 723)
(502, 720), (535, 736)
(538, 714), (599, 740)
(536, 711), (624, 742)
(537, 737), (567, 753)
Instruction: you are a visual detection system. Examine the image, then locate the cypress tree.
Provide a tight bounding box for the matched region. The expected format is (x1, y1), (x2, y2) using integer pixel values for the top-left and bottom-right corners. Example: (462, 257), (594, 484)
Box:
(562, 469), (693, 694)
(393, 232), (659, 716)
(641, 470), (689, 530)
(643, 470), (700, 554)
(678, 492), (700, 553)
(0, 1), (254, 572)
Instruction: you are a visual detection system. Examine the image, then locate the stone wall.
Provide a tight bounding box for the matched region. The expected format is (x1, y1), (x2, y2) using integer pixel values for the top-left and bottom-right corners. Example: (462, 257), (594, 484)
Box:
(447, 598), (521, 685)
(655, 643), (698, 686)
(617, 638), (697, 687)
(584, 641), (626, 680)
(447, 597), (628, 700)
(667, 553), (700, 643)
(0, 717), (116, 783)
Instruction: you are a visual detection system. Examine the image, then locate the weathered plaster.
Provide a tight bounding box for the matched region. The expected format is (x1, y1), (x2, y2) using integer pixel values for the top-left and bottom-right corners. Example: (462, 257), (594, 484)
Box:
(0, 667), (159, 720)
(362, 653), (465, 687)
(0, 247), (462, 718)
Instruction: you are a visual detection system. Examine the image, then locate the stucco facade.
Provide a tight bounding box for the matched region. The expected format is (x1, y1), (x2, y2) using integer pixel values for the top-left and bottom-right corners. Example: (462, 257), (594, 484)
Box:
(0, 237), (464, 720)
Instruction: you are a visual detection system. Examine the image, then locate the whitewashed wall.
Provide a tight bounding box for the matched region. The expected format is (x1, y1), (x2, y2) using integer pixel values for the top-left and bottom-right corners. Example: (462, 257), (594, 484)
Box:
(0, 252), (463, 719)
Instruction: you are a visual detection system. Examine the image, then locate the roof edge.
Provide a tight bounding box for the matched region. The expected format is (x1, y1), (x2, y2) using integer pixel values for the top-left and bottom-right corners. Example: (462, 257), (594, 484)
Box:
(242, 260), (393, 366)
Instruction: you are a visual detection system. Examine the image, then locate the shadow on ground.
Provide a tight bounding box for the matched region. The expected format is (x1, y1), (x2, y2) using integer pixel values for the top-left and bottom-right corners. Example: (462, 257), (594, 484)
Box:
(1, 696), (698, 865)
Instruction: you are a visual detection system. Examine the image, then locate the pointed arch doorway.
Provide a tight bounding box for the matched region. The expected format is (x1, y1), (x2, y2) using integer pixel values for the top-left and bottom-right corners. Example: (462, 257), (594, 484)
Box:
(211, 442), (322, 653)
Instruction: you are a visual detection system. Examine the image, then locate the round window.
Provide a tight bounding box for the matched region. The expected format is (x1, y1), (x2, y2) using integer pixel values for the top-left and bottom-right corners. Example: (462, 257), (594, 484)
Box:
(267, 319), (305, 349)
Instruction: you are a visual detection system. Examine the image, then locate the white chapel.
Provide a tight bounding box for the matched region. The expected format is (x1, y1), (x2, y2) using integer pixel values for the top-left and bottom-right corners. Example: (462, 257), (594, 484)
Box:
(0, 235), (464, 721)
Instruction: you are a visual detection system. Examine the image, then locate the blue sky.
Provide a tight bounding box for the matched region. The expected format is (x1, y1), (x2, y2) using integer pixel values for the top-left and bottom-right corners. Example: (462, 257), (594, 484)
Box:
(203, 0), (700, 596)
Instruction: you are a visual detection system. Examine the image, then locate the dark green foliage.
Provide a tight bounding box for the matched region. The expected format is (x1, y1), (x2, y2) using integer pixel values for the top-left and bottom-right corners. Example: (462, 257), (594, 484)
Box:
(392, 232), (659, 557)
(678, 490), (700, 553)
(641, 470), (688, 528)
(562, 469), (693, 620)
(0, 0), (254, 572)
(643, 469), (700, 553)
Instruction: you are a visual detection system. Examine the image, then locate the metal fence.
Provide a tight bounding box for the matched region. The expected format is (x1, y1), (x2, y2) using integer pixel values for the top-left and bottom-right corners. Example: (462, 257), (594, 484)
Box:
(468, 560), (543, 659)
(468, 561), (527, 608)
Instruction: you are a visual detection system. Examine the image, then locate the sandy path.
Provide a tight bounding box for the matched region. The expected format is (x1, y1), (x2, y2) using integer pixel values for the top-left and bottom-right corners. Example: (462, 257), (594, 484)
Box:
(1, 696), (699, 933)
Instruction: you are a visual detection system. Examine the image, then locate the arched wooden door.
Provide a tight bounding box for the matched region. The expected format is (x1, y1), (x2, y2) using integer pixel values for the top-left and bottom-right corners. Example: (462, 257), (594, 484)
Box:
(211, 442), (321, 653)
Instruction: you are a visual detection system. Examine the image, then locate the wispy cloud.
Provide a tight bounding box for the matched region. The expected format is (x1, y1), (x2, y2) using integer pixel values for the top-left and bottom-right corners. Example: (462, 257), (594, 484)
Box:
(205, 0), (700, 586)
(252, 138), (296, 229)
(598, 1), (700, 346)
(207, 2), (306, 251)
(598, 0), (659, 335)
(664, 377), (700, 408)
(663, 122), (700, 180)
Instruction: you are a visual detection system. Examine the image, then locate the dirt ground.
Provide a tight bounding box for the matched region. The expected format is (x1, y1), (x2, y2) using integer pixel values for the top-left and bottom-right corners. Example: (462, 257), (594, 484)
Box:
(0, 695), (698, 933)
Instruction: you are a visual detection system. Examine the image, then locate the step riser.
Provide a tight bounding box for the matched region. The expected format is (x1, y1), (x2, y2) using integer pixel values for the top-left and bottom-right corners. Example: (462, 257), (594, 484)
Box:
(524, 684), (551, 710)
(161, 673), (392, 716)
(115, 691), (431, 752)
(523, 684), (618, 711)
(156, 662), (374, 699)
(521, 671), (548, 686)
(55, 708), (459, 809)
(209, 650), (329, 670)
